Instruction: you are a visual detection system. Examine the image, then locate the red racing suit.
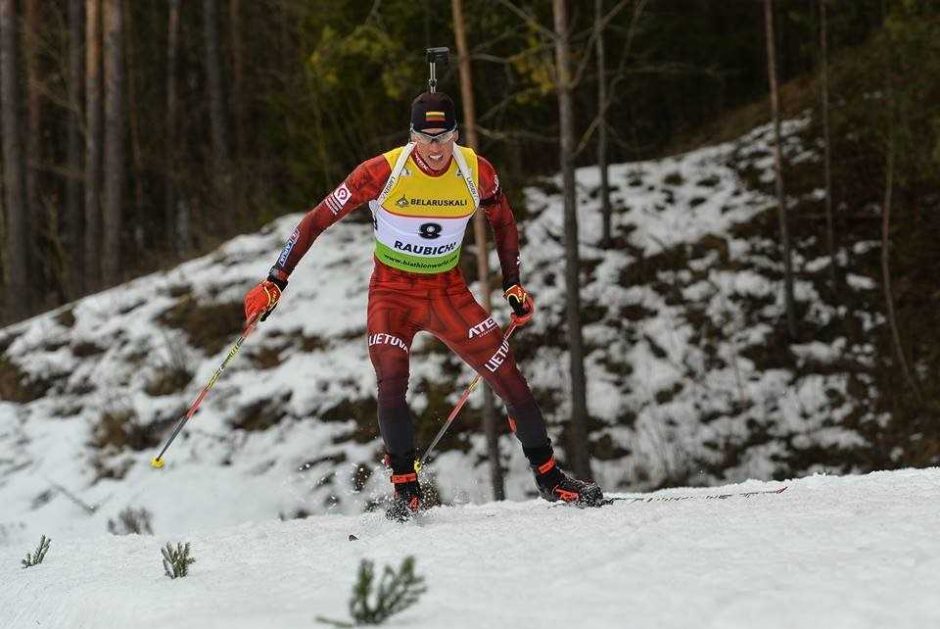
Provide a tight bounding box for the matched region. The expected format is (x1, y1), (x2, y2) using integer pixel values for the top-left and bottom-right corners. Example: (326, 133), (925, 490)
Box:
(269, 146), (550, 472)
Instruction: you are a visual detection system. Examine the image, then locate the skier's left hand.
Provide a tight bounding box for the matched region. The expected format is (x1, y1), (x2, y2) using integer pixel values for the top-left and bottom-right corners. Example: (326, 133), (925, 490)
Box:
(504, 284), (535, 326)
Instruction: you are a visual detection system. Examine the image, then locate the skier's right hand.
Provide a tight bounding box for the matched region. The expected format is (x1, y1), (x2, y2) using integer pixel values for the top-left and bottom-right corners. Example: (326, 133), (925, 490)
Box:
(244, 279), (284, 324)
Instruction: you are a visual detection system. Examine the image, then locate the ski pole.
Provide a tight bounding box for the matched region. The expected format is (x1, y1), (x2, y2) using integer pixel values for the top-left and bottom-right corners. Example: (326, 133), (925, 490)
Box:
(419, 320), (519, 467)
(150, 315), (260, 469)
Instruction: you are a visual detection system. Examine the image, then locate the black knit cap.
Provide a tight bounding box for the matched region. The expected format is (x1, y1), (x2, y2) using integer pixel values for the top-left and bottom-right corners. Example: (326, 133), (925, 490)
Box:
(410, 91), (457, 132)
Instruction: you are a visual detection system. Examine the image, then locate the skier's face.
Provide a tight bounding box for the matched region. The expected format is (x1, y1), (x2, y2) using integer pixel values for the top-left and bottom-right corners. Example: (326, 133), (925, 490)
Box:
(411, 127), (458, 171)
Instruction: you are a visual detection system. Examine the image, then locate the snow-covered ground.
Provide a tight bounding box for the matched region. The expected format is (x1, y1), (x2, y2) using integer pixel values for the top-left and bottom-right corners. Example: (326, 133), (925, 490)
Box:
(0, 117), (888, 552)
(2, 468), (938, 629)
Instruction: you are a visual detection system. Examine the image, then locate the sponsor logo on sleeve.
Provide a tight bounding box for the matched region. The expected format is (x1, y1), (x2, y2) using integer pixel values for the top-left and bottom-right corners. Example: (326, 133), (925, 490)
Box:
(325, 183), (352, 215)
(277, 228), (300, 267)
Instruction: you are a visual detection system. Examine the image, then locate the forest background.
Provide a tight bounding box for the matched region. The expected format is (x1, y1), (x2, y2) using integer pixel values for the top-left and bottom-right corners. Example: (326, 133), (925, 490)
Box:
(1, 0), (939, 483)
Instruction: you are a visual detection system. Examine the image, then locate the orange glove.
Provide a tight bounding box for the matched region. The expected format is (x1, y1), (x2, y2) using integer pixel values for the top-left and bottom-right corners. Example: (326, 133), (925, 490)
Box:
(244, 279), (283, 324)
(504, 284), (535, 326)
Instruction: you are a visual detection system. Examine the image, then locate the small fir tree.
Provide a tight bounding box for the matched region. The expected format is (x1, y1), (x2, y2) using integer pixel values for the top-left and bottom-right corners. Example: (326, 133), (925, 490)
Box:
(21, 535), (51, 568)
(161, 542), (195, 578)
(317, 556), (427, 627)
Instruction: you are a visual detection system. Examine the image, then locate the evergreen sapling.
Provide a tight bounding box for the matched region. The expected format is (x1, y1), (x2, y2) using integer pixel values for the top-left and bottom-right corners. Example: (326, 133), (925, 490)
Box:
(21, 535), (51, 568)
(161, 541), (196, 578)
(317, 556), (427, 627)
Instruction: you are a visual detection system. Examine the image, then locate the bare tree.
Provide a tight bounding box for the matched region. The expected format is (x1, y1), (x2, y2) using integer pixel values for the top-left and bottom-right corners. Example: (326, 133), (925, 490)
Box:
(1, 0), (29, 318)
(553, 0), (592, 481)
(763, 0), (797, 339)
(880, 122), (920, 404)
(453, 0), (505, 501)
(84, 0), (102, 291)
(571, 0), (644, 246)
(229, 0), (247, 226)
(202, 0), (226, 163)
(595, 0), (612, 249)
(24, 0), (40, 253)
(166, 0), (187, 254)
(819, 0), (836, 294)
(229, 0), (245, 158)
(101, 0), (123, 285)
(122, 0), (144, 249)
(880, 22), (922, 405)
(202, 0), (231, 229)
(65, 0), (84, 296)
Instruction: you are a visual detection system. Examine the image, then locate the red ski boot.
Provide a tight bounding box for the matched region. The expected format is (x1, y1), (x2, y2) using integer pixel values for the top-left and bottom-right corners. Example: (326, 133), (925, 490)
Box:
(533, 457), (604, 507)
(385, 471), (422, 522)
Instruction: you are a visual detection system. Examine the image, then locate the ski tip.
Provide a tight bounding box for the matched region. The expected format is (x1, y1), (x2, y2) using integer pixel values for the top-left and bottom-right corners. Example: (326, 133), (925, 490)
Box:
(150, 457), (165, 469)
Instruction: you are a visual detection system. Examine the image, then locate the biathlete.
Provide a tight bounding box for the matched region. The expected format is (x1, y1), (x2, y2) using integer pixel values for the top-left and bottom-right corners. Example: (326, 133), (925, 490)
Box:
(243, 91), (603, 519)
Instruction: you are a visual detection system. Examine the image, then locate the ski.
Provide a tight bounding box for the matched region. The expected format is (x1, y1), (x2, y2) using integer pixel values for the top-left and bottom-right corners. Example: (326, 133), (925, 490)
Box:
(600, 485), (788, 505)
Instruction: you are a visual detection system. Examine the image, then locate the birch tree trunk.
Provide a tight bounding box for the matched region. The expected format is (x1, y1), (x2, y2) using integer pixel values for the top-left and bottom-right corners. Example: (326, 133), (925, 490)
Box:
(553, 0), (592, 480)
(764, 0), (797, 339)
(1, 0), (29, 318)
(101, 0), (123, 285)
(84, 0), (102, 291)
(453, 0), (505, 501)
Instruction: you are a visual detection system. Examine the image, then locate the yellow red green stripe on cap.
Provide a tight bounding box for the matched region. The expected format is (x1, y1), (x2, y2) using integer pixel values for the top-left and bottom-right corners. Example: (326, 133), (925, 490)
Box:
(411, 91), (456, 131)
